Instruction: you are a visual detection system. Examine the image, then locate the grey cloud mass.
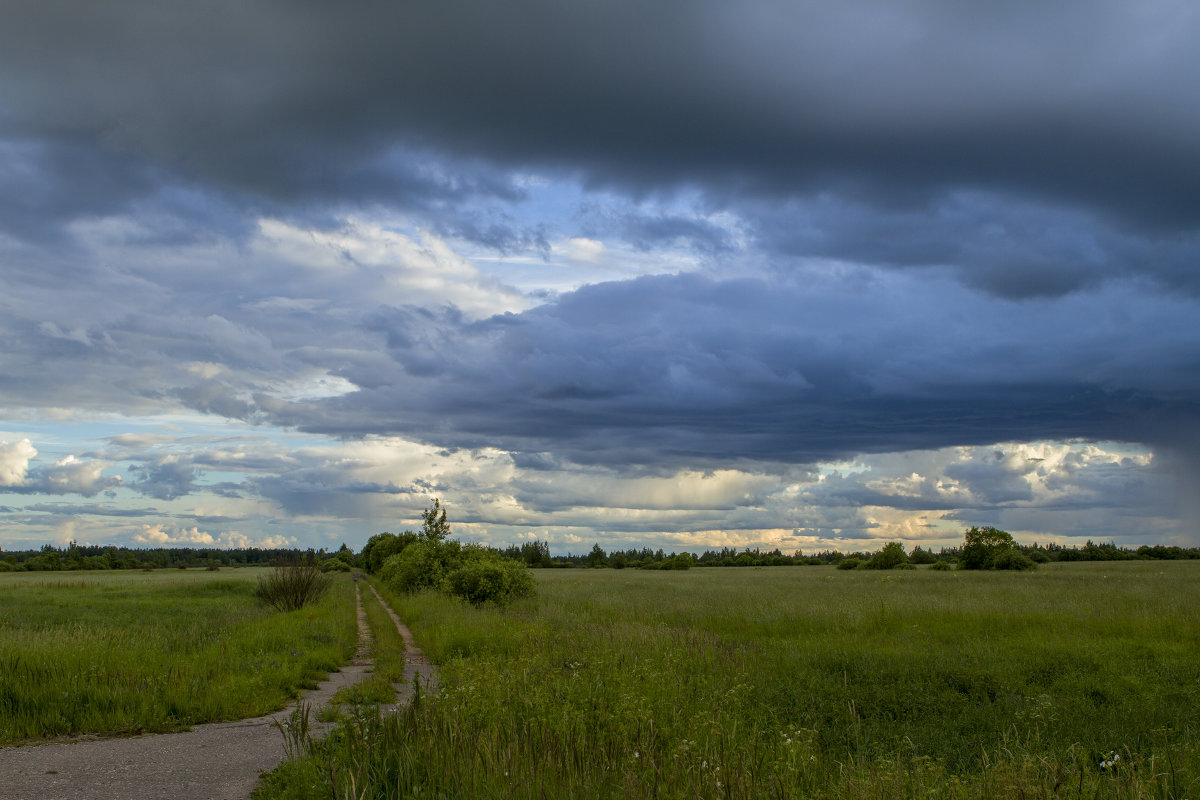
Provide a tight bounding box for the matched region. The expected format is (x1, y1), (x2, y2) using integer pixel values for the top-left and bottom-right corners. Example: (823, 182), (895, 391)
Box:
(292, 273), (1200, 468)
(2, 0), (1198, 550)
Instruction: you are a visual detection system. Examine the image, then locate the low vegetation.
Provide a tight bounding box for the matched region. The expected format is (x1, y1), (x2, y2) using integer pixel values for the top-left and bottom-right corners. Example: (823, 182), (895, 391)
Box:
(0, 569), (357, 744)
(254, 556), (332, 612)
(372, 500), (535, 606)
(258, 562), (1200, 799)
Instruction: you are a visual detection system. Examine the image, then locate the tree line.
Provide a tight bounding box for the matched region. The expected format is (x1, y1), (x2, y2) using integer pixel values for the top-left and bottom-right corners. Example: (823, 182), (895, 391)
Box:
(3, 528), (1197, 574)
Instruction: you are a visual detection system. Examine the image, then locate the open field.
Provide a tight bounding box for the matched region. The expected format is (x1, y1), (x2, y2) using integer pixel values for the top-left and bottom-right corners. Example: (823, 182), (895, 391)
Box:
(260, 561), (1200, 799)
(0, 568), (357, 744)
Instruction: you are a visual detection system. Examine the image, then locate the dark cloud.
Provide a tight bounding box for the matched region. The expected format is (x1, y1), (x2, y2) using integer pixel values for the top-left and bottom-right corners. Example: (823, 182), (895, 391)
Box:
(2, 1), (1199, 548)
(127, 457), (199, 500)
(254, 271), (1200, 469)
(2, 2), (1198, 278)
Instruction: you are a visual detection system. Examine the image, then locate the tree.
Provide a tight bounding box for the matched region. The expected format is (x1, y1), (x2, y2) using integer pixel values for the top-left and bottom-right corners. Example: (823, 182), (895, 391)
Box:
(909, 546), (937, 565)
(420, 498), (451, 543)
(958, 526), (1035, 570)
(587, 543), (608, 568)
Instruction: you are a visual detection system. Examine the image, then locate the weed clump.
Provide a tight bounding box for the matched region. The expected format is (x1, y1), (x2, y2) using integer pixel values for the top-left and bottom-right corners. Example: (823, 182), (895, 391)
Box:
(255, 556), (332, 612)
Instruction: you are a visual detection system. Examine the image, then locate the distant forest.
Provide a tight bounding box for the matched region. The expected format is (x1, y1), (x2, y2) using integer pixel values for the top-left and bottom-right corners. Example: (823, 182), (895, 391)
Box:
(1, 536), (1197, 573)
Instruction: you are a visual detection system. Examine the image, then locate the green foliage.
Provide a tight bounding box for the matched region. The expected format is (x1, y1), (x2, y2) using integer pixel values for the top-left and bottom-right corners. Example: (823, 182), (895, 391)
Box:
(586, 542), (608, 568)
(863, 541), (909, 570)
(930, 559), (953, 571)
(908, 546), (937, 564)
(959, 526), (1036, 570)
(445, 552), (536, 605)
(360, 531), (418, 574)
(380, 502), (534, 606)
(420, 498), (451, 542)
(837, 556), (862, 570)
(0, 569), (356, 744)
(254, 556), (333, 611)
(379, 540), (455, 594)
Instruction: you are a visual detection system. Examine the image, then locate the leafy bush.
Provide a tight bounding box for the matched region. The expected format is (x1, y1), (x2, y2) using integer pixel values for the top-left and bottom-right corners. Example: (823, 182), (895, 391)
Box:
(254, 556), (332, 612)
(909, 546), (937, 564)
(360, 531), (419, 574)
(930, 560), (953, 571)
(380, 501), (536, 605)
(445, 555), (535, 605)
(958, 526), (1037, 571)
(864, 542), (909, 570)
(837, 557), (863, 570)
(380, 541), (453, 593)
(990, 546), (1036, 571)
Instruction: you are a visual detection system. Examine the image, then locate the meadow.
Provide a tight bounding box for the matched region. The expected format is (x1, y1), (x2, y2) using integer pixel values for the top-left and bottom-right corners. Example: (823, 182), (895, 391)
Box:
(0, 568), (357, 744)
(259, 561), (1200, 799)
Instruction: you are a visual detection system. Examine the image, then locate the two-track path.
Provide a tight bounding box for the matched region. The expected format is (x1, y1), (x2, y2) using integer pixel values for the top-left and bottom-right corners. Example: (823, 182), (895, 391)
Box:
(0, 580), (432, 800)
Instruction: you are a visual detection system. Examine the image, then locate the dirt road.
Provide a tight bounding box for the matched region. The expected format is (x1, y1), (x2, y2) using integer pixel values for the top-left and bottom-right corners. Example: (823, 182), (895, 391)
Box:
(0, 581), (431, 800)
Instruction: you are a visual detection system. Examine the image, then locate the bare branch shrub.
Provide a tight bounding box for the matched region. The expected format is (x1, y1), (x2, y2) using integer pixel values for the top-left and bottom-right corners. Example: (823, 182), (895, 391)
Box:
(255, 555), (331, 612)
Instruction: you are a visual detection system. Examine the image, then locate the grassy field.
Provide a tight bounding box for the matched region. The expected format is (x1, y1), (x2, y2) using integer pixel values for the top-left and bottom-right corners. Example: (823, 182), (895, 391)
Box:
(258, 561), (1200, 799)
(0, 568), (357, 744)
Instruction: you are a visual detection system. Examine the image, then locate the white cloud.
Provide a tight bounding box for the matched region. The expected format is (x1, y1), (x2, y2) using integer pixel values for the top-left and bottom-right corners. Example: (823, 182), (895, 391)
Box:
(253, 216), (530, 319)
(0, 438), (36, 485)
(135, 524), (214, 545)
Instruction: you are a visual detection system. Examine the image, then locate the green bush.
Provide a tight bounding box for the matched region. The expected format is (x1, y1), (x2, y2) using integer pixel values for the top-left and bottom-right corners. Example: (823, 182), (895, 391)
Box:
(380, 540), (455, 594)
(958, 526), (1037, 571)
(990, 546), (1036, 571)
(909, 546), (937, 564)
(445, 555), (535, 605)
(864, 542), (909, 570)
(837, 557), (863, 570)
(379, 502), (536, 605)
(930, 560), (953, 571)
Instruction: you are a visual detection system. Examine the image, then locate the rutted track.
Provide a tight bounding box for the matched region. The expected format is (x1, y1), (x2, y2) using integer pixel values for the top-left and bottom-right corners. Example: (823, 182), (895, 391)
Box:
(0, 579), (432, 800)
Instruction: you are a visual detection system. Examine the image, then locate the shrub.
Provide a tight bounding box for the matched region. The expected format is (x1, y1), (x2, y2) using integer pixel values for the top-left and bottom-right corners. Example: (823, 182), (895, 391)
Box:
(909, 546), (937, 564)
(380, 501), (537, 605)
(255, 556), (332, 612)
(958, 526), (1037, 571)
(864, 542), (909, 570)
(445, 555), (535, 605)
(930, 560), (953, 571)
(360, 531), (418, 574)
(661, 553), (696, 570)
(838, 557), (863, 570)
(990, 546), (1036, 571)
(380, 541), (451, 594)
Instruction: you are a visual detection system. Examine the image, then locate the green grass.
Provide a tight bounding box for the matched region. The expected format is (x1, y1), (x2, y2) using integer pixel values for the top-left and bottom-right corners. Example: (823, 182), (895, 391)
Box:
(258, 561), (1200, 799)
(324, 584), (409, 713)
(0, 568), (357, 744)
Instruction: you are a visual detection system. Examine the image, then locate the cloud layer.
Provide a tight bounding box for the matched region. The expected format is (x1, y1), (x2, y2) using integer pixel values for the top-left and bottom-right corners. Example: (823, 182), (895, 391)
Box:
(2, 2), (1198, 550)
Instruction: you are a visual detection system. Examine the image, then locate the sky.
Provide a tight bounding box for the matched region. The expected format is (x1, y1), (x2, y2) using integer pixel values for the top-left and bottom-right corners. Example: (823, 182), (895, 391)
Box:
(2, 0), (1198, 555)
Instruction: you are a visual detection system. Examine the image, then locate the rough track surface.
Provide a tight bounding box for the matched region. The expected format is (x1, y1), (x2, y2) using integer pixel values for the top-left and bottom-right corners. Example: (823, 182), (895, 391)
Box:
(0, 580), (431, 800)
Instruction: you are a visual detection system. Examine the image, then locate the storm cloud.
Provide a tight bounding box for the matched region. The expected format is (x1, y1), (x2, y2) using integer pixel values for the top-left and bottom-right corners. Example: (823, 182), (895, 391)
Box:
(2, 1), (1198, 550)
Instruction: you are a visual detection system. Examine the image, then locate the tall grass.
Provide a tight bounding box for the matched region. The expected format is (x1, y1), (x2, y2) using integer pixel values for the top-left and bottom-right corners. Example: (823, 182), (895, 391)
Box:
(257, 562), (1200, 799)
(0, 568), (357, 744)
